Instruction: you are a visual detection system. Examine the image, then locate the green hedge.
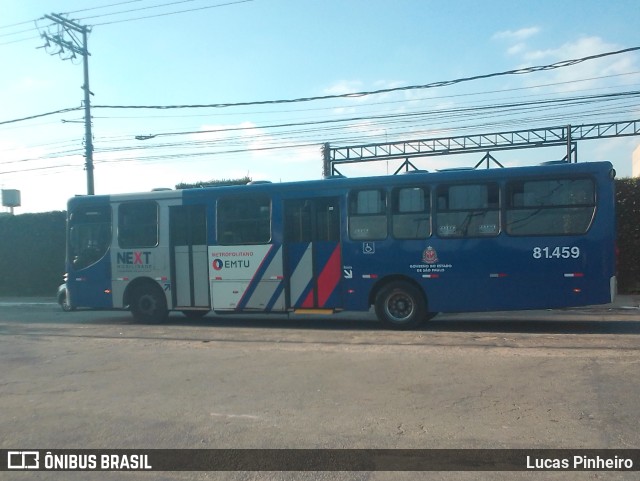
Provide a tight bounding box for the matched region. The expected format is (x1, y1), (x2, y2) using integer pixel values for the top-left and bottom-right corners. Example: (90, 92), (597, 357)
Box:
(0, 211), (66, 296)
(1, 179), (639, 296)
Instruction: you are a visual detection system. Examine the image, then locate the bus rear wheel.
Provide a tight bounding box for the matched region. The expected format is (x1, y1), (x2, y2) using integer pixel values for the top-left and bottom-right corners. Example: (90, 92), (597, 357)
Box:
(375, 281), (429, 330)
(130, 284), (168, 323)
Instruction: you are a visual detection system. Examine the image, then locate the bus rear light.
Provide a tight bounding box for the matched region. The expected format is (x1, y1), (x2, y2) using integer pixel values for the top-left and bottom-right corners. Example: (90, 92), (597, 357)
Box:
(564, 273), (584, 278)
(347, 289), (355, 294)
(489, 273), (508, 278)
(422, 274), (439, 279)
(104, 289), (112, 295)
(573, 288), (582, 294)
(362, 274), (378, 279)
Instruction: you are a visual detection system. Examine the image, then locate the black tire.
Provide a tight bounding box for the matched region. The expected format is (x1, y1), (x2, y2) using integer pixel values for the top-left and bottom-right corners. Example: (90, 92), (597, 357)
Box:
(59, 290), (76, 312)
(130, 284), (168, 323)
(374, 281), (429, 330)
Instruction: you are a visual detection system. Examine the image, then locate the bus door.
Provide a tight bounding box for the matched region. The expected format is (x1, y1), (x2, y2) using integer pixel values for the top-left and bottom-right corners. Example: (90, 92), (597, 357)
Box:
(67, 202), (113, 308)
(169, 205), (210, 308)
(284, 197), (342, 310)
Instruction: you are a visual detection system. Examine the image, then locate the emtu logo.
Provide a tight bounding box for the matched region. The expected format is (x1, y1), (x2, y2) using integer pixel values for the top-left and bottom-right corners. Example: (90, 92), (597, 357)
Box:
(7, 451), (39, 469)
(212, 259), (223, 271)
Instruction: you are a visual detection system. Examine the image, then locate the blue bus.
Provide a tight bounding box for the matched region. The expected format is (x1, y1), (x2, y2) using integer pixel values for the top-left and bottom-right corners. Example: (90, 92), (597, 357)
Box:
(65, 160), (617, 329)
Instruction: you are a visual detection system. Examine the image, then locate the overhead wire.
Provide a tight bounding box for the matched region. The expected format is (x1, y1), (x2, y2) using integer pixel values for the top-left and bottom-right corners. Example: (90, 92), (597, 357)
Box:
(91, 110), (639, 167)
(89, 71), (640, 121)
(77, 0), (221, 21)
(0, 34), (41, 47)
(92, 47), (640, 110)
(0, 18), (35, 30)
(87, 0), (255, 26)
(4, 48), (637, 129)
(64, 0), (145, 15)
(122, 90), (640, 140)
(0, 0), (253, 46)
(0, 107), (82, 126)
(1, 41), (639, 174)
(3, 88), (639, 171)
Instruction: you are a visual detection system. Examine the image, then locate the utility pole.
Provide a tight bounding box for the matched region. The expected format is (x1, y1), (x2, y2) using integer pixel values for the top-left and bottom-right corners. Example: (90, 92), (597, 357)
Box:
(322, 142), (331, 178)
(39, 13), (94, 195)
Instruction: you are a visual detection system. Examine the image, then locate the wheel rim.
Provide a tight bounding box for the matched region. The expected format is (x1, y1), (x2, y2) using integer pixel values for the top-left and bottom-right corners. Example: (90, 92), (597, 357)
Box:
(138, 294), (157, 315)
(385, 291), (415, 322)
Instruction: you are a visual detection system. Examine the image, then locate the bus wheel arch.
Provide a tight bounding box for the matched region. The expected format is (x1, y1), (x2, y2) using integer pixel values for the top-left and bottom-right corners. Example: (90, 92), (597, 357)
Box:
(124, 278), (169, 323)
(371, 276), (435, 329)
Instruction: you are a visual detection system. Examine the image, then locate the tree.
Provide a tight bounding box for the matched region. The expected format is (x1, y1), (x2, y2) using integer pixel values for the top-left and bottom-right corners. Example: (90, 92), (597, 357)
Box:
(175, 176), (252, 189)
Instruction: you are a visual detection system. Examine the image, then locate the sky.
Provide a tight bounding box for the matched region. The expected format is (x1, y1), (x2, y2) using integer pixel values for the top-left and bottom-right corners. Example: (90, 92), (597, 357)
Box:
(1, 0), (639, 213)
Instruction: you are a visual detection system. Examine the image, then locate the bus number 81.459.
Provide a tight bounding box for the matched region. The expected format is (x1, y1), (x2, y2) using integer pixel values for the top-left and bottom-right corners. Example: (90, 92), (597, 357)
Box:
(533, 246), (581, 259)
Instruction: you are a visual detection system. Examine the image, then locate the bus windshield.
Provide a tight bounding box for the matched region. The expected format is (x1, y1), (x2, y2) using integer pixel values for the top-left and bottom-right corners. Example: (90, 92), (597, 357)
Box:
(68, 205), (112, 270)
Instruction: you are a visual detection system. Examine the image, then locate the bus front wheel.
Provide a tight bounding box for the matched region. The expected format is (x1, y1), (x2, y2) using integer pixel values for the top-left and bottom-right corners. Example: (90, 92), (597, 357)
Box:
(130, 284), (168, 323)
(375, 281), (428, 330)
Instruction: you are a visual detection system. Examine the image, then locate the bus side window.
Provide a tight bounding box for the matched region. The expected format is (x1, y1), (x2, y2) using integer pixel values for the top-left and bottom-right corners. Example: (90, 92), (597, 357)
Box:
(392, 187), (431, 239)
(436, 183), (499, 238)
(348, 189), (387, 240)
(118, 201), (159, 248)
(506, 178), (595, 236)
(217, 196), (271, 245)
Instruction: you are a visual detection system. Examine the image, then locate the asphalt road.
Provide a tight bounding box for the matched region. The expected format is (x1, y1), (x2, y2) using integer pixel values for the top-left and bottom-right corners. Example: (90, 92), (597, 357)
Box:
(1, 298), (640, 481)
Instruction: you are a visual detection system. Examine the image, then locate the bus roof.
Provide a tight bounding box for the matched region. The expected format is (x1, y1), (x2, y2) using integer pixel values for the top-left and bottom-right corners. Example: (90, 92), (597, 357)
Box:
(67, 160), (614, 207)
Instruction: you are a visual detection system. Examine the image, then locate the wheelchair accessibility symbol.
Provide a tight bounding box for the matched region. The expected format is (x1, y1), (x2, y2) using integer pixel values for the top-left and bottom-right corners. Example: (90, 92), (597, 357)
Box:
(362, 242), (375, 254)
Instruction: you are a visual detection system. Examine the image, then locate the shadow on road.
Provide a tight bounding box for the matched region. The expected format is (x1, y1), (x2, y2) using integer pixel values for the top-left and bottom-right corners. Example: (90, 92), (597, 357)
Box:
(21, 308), (640, 335)
(3, 301), (640, 335)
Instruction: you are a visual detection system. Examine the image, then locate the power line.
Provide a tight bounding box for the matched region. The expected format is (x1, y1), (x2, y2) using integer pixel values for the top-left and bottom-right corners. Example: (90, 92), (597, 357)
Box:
(0, 107), (82, 126)
(2, 87), (638, 169)
(78, 0), (214, 21)
(0, 162), (83, 175)
(90, 0), (255, 26)
(131, 90), (640, 140)
(0, 25), (39, 38)
(94, 46), (640, 110)
(88, 72), (640, 122)
(0, 35), (41, 47)
(7, 50), (637, 128)
(2, 47), (638, 175)
(0, 0), (253, 45)
(0, 19), (34, 30)
(92, 92), (640, 163)
(0, 0), (192, 30)
(65, 0), (145, 15)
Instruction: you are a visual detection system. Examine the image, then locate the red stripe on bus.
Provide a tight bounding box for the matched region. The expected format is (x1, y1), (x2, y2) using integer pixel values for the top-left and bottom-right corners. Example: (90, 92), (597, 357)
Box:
(301, 289), (315, 308)
(317, 244), (342, 307)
